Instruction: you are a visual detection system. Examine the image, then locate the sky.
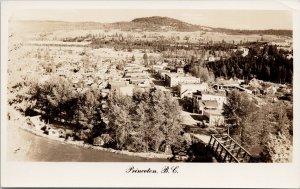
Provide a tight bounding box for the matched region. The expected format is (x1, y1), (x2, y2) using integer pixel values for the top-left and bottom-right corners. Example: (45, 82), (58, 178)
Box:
(10, 9), (292, 30)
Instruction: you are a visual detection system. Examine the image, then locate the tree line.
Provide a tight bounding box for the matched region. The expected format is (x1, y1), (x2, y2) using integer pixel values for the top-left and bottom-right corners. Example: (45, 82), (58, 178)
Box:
(224, 90), (293, 162)
(11, 76), (187, 153)
(206, 45), (293, 83)
(213, 28), (292, 37)
(106, 89), (183, 152)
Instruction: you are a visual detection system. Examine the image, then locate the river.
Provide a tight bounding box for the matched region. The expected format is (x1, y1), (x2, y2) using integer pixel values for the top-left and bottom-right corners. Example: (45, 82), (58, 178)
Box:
(7, 125), (168, 162)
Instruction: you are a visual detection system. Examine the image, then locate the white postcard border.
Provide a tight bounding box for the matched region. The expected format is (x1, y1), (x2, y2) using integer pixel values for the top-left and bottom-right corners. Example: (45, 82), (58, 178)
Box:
(1, 0), (300, 188)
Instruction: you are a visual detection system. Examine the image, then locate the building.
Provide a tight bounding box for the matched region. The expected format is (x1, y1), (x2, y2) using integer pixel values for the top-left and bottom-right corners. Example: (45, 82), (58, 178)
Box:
(196, 100), (218, 114)
(193, 91), (226, 126)
(193, 99), (225, 126)
(107, 80), (134, 96)
(179, 83), (208, 98)
(137, 79), (152, 88)
(237, 46), (249, 57)
(216, 78), (245, 86)
(128, 76), (150, 85)
(176, 67), (184, 74)
(265, 85), (278, 95)
(201, 92), (226, 110)
(109, 80), (129, 90)
(208, 56), (216, 62)
(47, 127), (60, 138)
(158, 70), (171, 80)
(193, 91), (227, 111)
(214, 84), (252, 94)
(203, 109), (225, 126)
(152, 65), (165, 73)
(248, 78), (263, 88)
(214, 78), (253, 94)
(124, 63), (146, 73)
(165, 73), (201, 87)
(124, 72), (146, 78)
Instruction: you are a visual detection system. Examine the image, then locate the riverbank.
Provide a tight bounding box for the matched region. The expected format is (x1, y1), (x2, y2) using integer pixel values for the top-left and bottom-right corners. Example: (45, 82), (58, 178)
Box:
(8, 107), (172, 160)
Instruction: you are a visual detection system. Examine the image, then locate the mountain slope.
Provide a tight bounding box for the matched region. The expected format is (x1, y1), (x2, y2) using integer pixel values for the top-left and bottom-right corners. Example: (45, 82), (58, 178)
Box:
(109, 16), (205, 32)
(131, 16), (200, 31)
(10, 16), (292, 37)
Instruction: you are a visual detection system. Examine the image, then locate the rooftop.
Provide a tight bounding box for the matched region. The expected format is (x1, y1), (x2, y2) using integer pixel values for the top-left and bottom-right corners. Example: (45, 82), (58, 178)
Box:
(165, 73), (196, 78)
(199, 100), (218, 109)
(179, 83), (208, 87)
(203, 109), (223, 116)
(200, 91), (226, 97)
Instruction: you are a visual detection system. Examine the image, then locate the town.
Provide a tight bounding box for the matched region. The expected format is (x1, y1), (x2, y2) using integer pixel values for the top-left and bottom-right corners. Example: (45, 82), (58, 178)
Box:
(7, 16), (293, 162)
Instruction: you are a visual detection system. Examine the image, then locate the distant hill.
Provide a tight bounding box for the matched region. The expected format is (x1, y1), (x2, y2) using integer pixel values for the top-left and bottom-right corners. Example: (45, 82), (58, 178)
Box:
(130, 16), (203, 31)
(10, 16), (292, 37)
(213, 27), (292, 37)
(108, 16), (206, 32)
(9, 20), (105, 34)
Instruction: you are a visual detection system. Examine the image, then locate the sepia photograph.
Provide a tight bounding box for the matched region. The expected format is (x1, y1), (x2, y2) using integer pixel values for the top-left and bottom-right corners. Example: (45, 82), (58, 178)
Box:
(1, 0), (300, 188)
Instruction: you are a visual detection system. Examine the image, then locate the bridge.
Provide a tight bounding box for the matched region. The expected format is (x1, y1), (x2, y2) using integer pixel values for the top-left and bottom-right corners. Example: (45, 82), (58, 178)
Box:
(207, 134), (253, 163)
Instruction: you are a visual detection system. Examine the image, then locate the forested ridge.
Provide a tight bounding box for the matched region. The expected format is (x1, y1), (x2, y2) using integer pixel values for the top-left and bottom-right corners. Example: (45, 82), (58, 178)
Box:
(206, 45), (293, 83)
(13, 17), (292, 36)
(213, 28), (292, 37)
